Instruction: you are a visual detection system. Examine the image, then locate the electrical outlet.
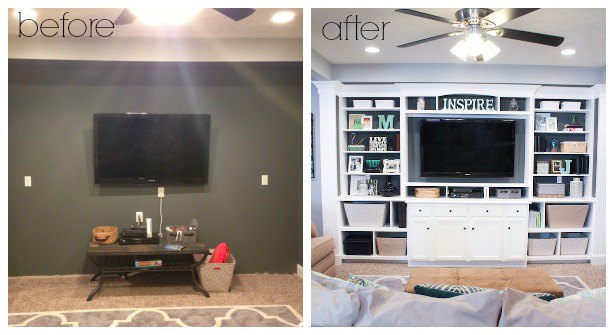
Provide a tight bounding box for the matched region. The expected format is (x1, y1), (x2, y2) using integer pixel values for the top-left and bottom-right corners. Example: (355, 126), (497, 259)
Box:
(24, 176), (32, 187)
(136, 211), (143, 223)
(158, 187), (164, 197)
(261, 175), (268, 186)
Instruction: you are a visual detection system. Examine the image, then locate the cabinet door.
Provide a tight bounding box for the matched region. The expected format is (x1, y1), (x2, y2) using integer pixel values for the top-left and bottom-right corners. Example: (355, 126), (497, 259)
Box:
(504, 218), (528, 260)
(409, 218), (433, 260)
(467, 218), (503, 261)
(433, 218), (466, 260)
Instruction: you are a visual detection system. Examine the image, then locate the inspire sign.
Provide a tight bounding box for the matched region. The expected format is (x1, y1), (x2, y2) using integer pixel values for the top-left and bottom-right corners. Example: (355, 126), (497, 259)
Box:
(438, 95), (497, 111)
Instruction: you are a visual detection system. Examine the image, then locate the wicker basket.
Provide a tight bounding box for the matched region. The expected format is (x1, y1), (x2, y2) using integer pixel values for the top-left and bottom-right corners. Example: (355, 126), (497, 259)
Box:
(92, 226), (118, 245)
(194, 251), (236, 292)
(415, 187), (441, 198)
(560, 233), (589, 255)
(528, 233), (557, 256)
(344, 203), (387, 227)
(539, 101), (560, 109)
(561, 101), (582, 110)
(561, 141), (587, 153)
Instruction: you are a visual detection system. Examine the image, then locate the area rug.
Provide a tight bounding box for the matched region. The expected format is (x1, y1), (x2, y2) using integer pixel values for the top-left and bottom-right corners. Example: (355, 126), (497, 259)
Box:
(8, 305), (302, 327)
(356, 275), (590, 296)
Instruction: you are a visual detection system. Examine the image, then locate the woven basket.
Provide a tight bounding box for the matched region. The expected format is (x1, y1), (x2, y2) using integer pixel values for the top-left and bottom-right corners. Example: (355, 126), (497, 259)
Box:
(561, 141), (587, 153)
(194, 251), (236, 292)
(415, 187), (441, 198)
(344, 203), (387, 227)
(560, 233), (589, 255)
(92, 226), (118, 244)
(528, 233), (557, 256)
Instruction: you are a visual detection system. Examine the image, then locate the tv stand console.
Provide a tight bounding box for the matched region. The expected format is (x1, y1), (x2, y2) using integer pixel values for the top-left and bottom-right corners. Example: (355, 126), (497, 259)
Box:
(408, 202), (528, 266)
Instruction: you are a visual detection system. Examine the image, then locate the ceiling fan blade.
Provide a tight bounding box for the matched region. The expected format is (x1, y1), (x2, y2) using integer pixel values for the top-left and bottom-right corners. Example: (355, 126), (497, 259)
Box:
(396, 9), (459, 25)
(114, 8), (137, 25)
(482, 8), (539, 27)
(495, 28), (564, 47)
(397, 32), (458, 48)
(214, 8), (256, 21)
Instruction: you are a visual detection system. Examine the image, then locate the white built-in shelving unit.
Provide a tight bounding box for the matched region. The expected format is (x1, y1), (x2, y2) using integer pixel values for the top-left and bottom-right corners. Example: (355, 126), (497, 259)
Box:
(314, 82), (604, 266)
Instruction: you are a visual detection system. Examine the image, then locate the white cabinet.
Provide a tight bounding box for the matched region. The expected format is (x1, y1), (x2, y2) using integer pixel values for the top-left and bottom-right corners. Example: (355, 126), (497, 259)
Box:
(504, 218), (528, 260)
(467, 218), (503, 260)
(409, 217), (433, 260)
(433, 218), (467, 260)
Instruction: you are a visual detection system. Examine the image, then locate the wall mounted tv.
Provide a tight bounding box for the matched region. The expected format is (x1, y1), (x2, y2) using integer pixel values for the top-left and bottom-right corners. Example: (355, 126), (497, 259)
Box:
(94, 114), (210, 184)
(420, 119), (515, 178)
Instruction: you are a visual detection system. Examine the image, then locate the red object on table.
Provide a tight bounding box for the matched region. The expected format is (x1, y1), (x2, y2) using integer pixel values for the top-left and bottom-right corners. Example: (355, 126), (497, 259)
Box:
(209, 242), (230, 263)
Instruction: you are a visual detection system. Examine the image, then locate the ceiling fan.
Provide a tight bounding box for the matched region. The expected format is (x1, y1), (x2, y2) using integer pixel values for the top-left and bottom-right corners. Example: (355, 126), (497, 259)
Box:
(396, 8), (565, 62)
(114, 8), (256, 25)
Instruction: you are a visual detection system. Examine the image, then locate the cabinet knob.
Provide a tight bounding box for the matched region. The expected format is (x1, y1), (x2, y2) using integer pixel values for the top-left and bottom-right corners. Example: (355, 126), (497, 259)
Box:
(427, 227), (430, 230)
(463, 227), (467, 230)
(449, 210), (452, 213)
(472, 227), (475, 230)
(419, 209), (422, 212)
(508, 227), (511, 230)
(486, 210), (489, 213)
(516, 210), (520, 213)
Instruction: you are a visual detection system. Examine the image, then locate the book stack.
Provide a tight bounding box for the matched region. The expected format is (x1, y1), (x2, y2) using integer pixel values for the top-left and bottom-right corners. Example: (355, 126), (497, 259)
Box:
(571, 156), (590, 174)
(534, 135), (546, 152)
(529, 210), (542, 228)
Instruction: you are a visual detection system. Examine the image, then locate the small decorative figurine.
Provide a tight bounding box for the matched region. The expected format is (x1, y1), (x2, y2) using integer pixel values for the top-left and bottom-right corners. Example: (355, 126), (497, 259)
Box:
(509, 98), (519, 111)
(547, 138), (560, 152)
(381, 176), (399, 197)
(417, 97), (426, 110)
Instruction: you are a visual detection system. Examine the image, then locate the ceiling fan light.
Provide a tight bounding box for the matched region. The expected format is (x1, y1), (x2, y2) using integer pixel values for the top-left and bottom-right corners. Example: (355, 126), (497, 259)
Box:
(465, 33), (485, 57)
(480, 39), (501, 61)
(450, 40), (469, 61)
(130, 8), (201, 25)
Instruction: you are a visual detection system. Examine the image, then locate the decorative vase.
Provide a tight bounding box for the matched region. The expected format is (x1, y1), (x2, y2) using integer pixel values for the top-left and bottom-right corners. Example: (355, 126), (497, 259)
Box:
(547, 138), (560, 152)
(417, 97), (426, 110)
(509, 98), (520, 111)
(570, 178), (583, 198)
(381, 176), (398, 197)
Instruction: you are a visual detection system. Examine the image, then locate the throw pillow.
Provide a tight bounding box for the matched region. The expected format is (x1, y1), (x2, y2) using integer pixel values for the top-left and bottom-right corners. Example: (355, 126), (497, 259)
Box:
(414, 284), (556, 301)
(348, 274), (390, 291)
(551, 287), (606, 304)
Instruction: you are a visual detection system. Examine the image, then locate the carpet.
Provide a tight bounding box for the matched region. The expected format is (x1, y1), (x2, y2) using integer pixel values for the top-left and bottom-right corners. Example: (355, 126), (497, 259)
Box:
(355, 275), (590, 296)
(8, 305), (302, 327)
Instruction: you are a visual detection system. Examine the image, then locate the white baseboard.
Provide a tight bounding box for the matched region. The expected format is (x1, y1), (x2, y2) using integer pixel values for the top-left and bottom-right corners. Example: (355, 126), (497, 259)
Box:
(591, 255), (606, 265)
(296, 264), (303, 278)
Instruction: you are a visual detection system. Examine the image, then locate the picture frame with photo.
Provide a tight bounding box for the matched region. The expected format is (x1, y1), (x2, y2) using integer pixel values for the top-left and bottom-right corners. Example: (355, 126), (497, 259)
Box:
(349, 175), (370, 196)
(361, 115), (373, 130)
(348, 155), (364, 173)
(546, 117), (558, 132)
(383, 159), (400, 173)
(348, 114), (364, 129)
(550, 159), (562, 174)
(535, 113), (550, 131)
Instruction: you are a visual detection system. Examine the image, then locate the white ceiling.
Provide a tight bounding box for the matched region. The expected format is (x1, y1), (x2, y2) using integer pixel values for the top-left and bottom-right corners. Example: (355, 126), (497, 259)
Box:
(9, 8), (302, 38)
(312, 8), (605, 67)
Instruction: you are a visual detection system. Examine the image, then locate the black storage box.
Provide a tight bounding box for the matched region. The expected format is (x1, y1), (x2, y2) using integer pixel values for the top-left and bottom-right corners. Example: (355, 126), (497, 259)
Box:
(396, 203), (407, 228)
(343, 232), (373, 255)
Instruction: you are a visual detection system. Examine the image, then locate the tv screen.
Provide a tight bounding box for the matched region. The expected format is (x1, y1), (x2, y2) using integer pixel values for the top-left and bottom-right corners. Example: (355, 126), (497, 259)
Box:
(94, 114), (210, 184)
(420, 119), (515, 177)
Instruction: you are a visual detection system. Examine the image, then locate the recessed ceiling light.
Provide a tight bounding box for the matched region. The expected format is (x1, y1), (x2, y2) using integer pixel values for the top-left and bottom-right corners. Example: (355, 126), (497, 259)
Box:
(561, 49), (576, 56)
(271, 11), (295, 24)
(365, 47), (380, 54)
(130, 8), (201, 25)
(14, 8), (37, 20)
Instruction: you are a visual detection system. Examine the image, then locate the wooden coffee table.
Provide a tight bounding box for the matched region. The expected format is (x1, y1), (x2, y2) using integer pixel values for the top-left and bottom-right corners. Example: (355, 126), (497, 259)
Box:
(86, 241), (210, 301)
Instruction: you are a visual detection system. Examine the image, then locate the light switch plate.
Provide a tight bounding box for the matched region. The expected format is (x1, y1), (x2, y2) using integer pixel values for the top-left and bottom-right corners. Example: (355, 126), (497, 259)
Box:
(158, 187), (165, 197)
(24, 176), (31, 187)
(261, 175), (268, 186)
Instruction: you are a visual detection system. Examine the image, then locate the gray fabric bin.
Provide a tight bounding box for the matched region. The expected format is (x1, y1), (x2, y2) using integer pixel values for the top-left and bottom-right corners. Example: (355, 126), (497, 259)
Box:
(528, 233), (557, 256)
(376, 237), (407, 256)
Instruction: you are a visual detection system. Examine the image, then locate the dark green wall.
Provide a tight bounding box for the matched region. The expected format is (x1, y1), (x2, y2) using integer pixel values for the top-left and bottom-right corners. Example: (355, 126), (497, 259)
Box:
(8, 60), (302, 276)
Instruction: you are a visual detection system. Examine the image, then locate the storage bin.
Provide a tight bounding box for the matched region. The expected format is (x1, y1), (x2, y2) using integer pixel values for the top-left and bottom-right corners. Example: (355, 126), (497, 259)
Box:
(547, 205), (589, 229)
(194, 250), (236, 292)
(496, 188), (522, 199)
(415, 187), (441, 198)
(561, 101), (582, 110)
(343, 232), (373, 255)
(561, 141), (587, 153)
(560, 233), (589, 255)
(528, 233), (557, 256)
(375, 100), (395, 108)
(539, 101), (560, 109)
(344, 202), (387, 227)
(536, 183), (565, 198)
(353, 100), (373, 108)
(376, 237), (407, 256)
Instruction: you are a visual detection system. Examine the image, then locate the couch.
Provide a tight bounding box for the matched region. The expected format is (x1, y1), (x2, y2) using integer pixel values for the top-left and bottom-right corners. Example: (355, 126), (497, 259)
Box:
(311, 224), (335, 276)
(312, 272), (606, 327)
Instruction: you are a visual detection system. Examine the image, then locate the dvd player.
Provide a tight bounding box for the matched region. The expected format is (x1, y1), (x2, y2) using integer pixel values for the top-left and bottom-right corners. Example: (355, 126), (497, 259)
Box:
(448, 187), (484, 198)
(118, 236), (160, 245)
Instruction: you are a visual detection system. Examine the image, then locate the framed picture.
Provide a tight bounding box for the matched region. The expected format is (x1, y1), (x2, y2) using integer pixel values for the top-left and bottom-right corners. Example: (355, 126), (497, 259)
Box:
(535, 113), (550, 131)
(348, 114), (364, 129)
(361, 115), (373, 130)
(546, 117), (558, 131)
(349, 175), (370, 196)
(550, 159), (562, 174)
(348, 155), (363, 173)
(369, 136), (387, 152)
(383, 159), (400, 173)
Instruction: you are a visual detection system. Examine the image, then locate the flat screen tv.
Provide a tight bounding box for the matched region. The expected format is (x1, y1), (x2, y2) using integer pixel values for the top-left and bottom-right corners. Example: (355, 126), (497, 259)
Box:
(94, 113), (210, 184)
(420, 119), (515, 178)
